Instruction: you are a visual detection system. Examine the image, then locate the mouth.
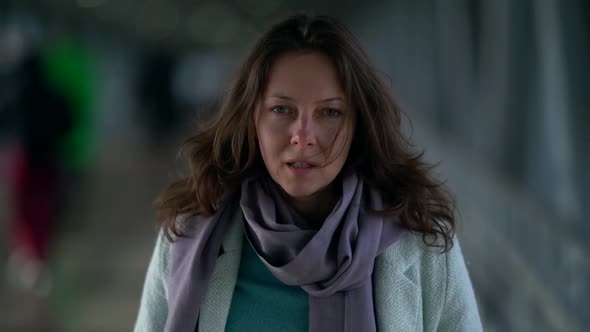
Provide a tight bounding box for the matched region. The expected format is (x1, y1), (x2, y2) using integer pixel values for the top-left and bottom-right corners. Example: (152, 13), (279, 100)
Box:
(285, 161), (318, 175)
(286, 161), (317, 168)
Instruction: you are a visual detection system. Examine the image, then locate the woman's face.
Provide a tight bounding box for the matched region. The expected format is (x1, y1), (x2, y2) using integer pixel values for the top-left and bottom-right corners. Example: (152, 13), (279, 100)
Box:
(255, 52), (355, 201)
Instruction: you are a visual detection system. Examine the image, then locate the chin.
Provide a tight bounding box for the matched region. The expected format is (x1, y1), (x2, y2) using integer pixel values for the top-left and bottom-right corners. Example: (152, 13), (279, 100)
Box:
(280, 182), (323, 199)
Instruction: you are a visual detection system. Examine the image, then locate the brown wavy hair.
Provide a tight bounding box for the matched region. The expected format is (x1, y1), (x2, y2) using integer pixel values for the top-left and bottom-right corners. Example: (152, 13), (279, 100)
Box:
(155, 14), (456, 252)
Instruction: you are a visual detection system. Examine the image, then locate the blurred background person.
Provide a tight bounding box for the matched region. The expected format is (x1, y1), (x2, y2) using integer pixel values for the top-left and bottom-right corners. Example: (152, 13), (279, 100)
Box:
(3, 52), (73, 295)
(41, 28), (99, 224)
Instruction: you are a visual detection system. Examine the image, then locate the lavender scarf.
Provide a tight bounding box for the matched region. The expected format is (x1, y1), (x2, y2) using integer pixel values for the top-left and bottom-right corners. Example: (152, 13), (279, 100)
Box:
(165, 173), (407, 331)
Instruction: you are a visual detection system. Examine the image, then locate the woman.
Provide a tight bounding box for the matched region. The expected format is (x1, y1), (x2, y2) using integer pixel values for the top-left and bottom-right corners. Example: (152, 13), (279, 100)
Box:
(135, 14), (482, 332)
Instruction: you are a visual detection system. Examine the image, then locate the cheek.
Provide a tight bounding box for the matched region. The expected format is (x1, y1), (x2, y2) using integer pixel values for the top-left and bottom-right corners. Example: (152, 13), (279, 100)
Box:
(324, 126), (353, 160)
(259, 112), (291, 135)
(257, 123), (284, 163)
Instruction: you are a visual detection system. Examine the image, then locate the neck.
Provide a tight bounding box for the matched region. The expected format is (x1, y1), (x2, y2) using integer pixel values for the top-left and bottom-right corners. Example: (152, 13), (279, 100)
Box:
(284, 182), (341, 225)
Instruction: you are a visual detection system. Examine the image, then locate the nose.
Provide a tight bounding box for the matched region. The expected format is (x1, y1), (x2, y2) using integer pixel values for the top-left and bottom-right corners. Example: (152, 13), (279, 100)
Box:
(290, 115), (316, 147)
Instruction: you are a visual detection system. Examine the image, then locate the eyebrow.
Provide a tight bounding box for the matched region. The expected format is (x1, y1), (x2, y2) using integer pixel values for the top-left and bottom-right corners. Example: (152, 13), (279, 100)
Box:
(268, 94), (345, 103)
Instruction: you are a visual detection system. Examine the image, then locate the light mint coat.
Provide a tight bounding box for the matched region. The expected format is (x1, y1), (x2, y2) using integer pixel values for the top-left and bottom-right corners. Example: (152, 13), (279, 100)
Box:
(135, 209), (483, 331)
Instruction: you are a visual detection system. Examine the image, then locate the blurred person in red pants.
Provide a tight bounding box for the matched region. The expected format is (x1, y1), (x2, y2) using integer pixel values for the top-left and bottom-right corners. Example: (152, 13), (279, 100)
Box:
(4, 52), (73, 295)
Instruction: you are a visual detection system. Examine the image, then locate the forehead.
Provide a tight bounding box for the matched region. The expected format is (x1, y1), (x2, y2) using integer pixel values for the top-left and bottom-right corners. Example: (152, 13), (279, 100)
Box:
(263, 52), (345, 100)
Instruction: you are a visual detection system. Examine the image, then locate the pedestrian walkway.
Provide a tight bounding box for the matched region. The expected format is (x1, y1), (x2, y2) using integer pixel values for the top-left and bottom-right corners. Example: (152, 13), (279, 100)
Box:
(1, 134), (179, 331)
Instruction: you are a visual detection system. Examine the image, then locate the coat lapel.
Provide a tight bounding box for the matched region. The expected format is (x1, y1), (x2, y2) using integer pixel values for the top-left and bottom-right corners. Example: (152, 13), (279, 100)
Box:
(373, 234), (421, 332)
(198, 209), (244, 331)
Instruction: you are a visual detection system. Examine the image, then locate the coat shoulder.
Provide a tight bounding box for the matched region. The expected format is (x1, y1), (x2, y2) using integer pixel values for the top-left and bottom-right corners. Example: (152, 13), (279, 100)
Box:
(375, 233), (483, 332)
(377, 233), (442, 270)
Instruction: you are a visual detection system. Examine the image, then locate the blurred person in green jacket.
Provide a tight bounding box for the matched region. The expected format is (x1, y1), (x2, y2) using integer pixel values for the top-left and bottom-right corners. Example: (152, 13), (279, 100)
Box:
(43, 34), (98, 174)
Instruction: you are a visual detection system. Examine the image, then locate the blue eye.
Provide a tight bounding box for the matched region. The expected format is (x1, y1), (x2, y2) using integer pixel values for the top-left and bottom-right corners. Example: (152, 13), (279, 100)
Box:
(271, 106), (289, 114)
(323, 108), (342, 117)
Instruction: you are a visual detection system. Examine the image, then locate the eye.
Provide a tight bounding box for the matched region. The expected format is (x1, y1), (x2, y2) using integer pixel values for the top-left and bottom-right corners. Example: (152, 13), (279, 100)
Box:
(323, 108), (342, 117)
(271, 105), (290, 114)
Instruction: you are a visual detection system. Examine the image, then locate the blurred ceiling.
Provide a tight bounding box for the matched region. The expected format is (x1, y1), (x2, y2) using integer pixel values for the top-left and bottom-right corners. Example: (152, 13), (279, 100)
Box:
(1, 0), (382, 51)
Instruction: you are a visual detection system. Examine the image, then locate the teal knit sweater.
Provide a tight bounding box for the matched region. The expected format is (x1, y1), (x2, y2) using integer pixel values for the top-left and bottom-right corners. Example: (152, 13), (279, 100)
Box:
(225, 238), (308, 331)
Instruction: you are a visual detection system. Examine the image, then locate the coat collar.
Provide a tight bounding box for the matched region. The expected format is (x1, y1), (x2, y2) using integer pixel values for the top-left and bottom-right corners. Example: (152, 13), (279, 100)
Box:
(373, 234), (421, 331)
(197, 208), (244, 332)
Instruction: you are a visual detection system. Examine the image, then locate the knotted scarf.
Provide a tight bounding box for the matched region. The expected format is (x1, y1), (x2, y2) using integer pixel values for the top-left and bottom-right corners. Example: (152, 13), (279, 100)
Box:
(165, 172), (407, 331)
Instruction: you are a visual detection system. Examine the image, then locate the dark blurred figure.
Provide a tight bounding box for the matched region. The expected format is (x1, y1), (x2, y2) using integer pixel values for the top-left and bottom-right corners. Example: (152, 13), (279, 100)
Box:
(136, 50), (181, 146)
(4, 53), (73, 295)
